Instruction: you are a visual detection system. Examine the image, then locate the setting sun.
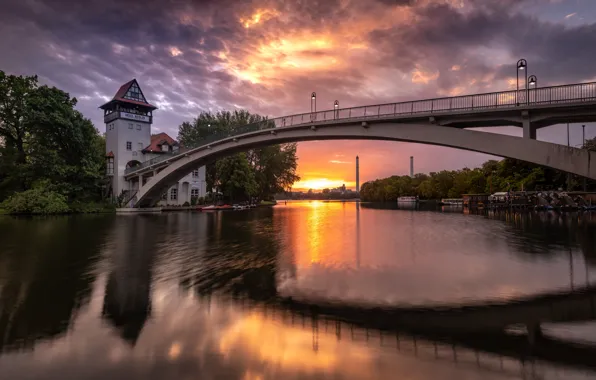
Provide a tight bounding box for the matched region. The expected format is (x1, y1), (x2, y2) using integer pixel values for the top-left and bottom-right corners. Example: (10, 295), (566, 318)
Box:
(292, 178), (355, 191)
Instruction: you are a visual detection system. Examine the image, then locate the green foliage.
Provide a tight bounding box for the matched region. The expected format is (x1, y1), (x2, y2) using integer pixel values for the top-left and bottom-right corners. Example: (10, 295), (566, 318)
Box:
(0, 70), (106, 210)
(183, 201), (190, 207)
(178, 110), (299, 202)
(0, 186), (69, 214)
(361, 156), (596, 202)
(216, 153), (258, 201)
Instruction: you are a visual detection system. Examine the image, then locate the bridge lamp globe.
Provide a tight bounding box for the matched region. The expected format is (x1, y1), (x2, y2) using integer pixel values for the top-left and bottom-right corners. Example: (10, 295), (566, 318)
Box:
(516, 59), (528, 105)
(528, 75), (537, 87)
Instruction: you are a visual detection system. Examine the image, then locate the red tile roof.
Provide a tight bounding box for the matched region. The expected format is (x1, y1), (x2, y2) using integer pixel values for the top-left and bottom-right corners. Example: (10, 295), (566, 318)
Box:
(143, 132), (179, 153)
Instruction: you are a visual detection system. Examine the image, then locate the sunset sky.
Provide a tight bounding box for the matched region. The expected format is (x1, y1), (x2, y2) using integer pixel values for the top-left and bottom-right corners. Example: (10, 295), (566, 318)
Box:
(2, 0), (596, 190)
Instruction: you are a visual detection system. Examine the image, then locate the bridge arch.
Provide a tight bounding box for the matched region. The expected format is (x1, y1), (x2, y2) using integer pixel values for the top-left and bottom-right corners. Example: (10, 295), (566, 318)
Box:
(133, 122), (596, 207)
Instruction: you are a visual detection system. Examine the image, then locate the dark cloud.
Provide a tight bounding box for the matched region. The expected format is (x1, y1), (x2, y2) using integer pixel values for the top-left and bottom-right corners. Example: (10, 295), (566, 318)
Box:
(0, 0), (595, 178)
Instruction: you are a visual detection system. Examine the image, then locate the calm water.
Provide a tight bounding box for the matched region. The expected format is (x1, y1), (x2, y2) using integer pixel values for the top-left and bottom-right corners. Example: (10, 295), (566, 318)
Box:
(1, 202), (596, 379)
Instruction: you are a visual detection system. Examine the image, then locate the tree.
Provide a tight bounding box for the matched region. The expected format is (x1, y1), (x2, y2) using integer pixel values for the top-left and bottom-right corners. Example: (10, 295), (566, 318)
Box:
(178, 110), (300, 202)
(0, 70), (106, 205)
(215, 153), (258, 201)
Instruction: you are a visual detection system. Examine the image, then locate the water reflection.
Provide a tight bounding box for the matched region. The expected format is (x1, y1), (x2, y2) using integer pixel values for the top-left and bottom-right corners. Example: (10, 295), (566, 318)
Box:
(102, 216), (155, 345)
(0, 216), (113, 352)
(2, 206), (596, 379)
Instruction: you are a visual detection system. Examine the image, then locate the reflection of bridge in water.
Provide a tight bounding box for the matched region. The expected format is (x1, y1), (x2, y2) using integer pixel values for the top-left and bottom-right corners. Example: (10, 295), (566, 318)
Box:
(206, 294), (596, 378)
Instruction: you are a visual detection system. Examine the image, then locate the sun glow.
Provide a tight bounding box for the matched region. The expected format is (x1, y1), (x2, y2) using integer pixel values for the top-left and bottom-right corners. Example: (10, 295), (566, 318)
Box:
(292, 178), (354, 191)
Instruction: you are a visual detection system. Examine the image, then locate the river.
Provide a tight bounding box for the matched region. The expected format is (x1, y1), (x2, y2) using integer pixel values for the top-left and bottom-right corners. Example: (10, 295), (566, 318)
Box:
(1, 201), (596, 379)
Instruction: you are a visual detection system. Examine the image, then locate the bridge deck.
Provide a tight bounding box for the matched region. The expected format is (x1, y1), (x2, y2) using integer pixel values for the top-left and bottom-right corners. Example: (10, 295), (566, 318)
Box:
(124, 81), (596, 177)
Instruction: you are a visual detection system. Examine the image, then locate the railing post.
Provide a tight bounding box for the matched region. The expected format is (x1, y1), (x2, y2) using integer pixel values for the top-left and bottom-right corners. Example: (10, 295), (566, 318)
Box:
(495, 93), (498, 108)
(449, 98), (452, 110)
(411, 102), (414, 114)
(431, 100), (434, 112)
(393, 103), (397, 115)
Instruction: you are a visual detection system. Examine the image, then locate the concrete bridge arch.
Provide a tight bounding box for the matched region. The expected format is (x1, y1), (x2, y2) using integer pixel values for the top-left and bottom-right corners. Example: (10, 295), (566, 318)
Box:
(132, 122), (596, 207)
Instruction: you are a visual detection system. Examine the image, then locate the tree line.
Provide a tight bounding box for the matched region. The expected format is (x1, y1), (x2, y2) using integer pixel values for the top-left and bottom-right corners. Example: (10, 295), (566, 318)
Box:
(360, 149), (596, 202)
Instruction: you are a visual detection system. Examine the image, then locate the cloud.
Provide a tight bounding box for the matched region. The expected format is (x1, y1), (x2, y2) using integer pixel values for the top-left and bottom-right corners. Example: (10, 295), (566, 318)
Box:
(0, 0), (594, 183)
(329, 160), (352, 164)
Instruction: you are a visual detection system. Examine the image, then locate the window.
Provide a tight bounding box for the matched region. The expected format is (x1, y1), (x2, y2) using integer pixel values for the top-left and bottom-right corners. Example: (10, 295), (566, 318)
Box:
(128, 123), (133, 129)
(191, 188), (199, 197)
(126, 142), (132, 150)
(161, 192), (167, 200)
(136, 124), (141, 130)
(138, 142), (143, 150)
(192, 170), (199, 178)
(170, 188), (177, 201)
(106, 158), (114, 175)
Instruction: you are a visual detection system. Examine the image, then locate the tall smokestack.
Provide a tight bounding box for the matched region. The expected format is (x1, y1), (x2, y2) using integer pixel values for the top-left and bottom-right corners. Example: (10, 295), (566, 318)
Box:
(410, 156), (414, 178)
(356, 155), (360, 192)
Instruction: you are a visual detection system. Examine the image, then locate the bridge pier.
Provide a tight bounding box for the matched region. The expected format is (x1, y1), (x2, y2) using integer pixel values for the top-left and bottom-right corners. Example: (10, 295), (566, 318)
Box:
(522, 113), (536, 140)
(527, 322), (543, 346)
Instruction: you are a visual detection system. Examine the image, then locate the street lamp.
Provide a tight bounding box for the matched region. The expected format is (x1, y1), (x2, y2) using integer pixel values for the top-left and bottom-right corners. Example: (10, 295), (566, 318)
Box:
(516, 59), (528, 105)
(334, 100), (339, 120)
(583, 124), (587, 191)
(528, 75), (537, 103)
(311, 92), (317, 113)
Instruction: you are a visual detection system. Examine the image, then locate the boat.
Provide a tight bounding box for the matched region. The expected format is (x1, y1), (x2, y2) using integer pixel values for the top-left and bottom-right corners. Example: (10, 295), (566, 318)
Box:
(397, 196), (418, 203)
(440, 198), (463, 206)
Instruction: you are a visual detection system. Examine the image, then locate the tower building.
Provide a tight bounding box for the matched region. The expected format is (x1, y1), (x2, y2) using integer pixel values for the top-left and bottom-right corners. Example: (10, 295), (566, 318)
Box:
(100, 79), (206, 205)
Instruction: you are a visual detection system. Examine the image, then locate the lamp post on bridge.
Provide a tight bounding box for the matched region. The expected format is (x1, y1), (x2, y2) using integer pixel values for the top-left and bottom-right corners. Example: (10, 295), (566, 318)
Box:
(528, 75), (537, 103)
(516, 59), (528, 106)
(334, 100), (339, 120)
(583, 124), (587, 191)
(311, 92), (317, 122)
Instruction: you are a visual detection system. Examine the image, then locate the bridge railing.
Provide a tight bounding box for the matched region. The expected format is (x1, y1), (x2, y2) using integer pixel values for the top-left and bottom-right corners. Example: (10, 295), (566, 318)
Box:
(125, 81), (596, 176)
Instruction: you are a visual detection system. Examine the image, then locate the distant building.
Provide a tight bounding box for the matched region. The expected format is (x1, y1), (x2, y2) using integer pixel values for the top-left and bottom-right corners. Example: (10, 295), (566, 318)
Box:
(100, 79), (207, 205)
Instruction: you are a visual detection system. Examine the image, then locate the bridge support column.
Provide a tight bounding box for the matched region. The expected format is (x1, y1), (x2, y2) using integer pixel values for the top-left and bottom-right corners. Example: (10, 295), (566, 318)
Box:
(527, 323), (543, 346)
(522, 112), (536, 140)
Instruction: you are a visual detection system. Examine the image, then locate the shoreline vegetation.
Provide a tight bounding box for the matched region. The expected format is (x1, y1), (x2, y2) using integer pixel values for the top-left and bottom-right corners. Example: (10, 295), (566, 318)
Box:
(360, 154), (596, 203)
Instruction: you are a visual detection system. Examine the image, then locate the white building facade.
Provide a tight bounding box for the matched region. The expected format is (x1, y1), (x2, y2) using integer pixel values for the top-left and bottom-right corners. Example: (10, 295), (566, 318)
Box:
(101, 79), (207, 206)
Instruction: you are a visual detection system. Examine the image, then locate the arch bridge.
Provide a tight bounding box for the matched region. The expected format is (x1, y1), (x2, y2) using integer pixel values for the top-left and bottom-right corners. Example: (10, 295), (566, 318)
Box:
(125, 82), (596, 207)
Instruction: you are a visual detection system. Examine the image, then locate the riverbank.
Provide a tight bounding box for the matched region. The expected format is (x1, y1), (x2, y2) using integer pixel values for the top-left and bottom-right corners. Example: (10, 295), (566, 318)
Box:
(0, 202), (116, 216)
(116, 201), (278, 214)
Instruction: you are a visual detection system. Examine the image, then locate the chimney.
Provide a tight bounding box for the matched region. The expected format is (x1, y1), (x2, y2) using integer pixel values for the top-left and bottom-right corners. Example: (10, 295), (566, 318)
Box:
(356, 155), (360, 192)
(410, 156), (414, 178)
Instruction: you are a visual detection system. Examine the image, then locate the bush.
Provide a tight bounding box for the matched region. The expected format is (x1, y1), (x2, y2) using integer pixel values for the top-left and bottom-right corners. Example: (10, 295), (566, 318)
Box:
(198, 196), (205, 205)
(183, 201), (190, 207)
(0, 187), (70, 214)
(190, 196), (198, 206)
